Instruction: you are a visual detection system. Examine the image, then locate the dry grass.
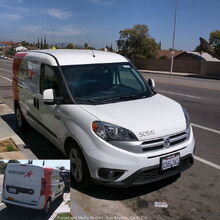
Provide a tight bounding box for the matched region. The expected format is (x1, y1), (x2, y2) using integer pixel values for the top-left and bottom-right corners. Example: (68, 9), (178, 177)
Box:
(0, 138), (18, 152)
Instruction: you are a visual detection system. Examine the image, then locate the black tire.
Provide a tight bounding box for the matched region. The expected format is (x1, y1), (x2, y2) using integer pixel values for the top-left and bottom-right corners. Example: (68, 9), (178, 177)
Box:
(43, 199), (51, 215)
(69, 143), (91, 188)
(4, 203), (14, 208)
(61, 189), (64, 198)
(15, 104), (28, 130)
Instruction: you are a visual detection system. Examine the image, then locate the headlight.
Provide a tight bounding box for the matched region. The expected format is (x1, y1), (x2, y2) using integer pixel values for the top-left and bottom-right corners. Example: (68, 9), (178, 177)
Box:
(182, 106), (191, 138)
(92, 121), (138, 141)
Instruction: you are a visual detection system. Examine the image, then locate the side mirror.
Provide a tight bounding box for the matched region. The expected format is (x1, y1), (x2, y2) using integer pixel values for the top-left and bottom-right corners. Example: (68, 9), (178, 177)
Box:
(148, 78), (155, 89)
(43, 89), (54, 105)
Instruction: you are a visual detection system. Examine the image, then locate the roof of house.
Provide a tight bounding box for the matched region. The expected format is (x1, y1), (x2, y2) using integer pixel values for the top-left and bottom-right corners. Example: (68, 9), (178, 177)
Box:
(157, 50), (183, 59)
(187, 52), (220, 62)
(0, 41), (17, 45)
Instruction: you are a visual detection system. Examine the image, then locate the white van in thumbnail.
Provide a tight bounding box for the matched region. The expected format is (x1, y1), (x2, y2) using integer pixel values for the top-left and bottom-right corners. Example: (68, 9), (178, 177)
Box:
(2, 163), (64, 213)
(12, 49), (195, 188)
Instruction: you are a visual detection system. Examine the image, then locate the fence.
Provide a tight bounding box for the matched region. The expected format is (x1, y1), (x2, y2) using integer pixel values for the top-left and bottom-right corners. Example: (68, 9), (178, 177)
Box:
(135, 59), (220, 76)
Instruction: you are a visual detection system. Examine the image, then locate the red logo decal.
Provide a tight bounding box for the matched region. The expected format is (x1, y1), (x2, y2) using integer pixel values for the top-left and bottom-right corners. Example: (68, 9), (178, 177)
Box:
(24, 170), (33, 178)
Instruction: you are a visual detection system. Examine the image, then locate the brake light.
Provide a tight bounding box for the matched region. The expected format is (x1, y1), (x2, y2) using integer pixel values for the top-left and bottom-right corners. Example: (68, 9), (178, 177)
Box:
(41, 178), (46, 195)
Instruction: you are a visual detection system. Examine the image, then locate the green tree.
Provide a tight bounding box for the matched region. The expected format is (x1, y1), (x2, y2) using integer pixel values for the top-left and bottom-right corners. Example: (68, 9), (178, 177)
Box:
(84, 43), (89, 49)
(37, 37), (40, 48)
(194, 44), (203, 53)
(116, 24), (159, 62)
(40, 38), (43, 49)
(43, 36), (49, 49)
(210, 30), (220, 46)
(105, 44), (114, 52)
(195, 31), (220, 58)
(210, 30), (220, 58)
(8, 160), (20, 164)
(0, 161), (6, 174)
(66, 43), (75, 49)
(83, 43), (95, 50)
(21, 41), (29, 47)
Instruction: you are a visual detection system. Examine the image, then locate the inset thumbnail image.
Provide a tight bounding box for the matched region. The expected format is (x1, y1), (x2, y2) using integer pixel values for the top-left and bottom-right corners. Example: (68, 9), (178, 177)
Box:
(0, 160), (72, 220)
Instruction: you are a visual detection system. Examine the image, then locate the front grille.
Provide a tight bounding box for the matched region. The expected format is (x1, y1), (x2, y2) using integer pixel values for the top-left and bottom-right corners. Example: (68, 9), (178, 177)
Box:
(142, 131), (187, 152)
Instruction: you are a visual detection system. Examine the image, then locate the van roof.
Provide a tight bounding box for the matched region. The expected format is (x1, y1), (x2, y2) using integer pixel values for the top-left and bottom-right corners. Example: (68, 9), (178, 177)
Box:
(6, 163), (59, 171)
(19, 49), (128, 66)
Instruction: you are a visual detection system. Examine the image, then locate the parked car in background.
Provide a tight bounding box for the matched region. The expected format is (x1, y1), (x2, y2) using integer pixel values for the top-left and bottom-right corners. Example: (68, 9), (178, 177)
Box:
(60, 170), (70, 189)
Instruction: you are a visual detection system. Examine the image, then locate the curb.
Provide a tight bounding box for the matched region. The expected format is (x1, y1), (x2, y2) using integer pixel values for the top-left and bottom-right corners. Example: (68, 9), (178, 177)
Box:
(49, 193), (72, 220)
(70, 188), (138, 219)
(139, 69), (220, 80)
(71, 195), (89, 218)
(0, 101), (37, 159)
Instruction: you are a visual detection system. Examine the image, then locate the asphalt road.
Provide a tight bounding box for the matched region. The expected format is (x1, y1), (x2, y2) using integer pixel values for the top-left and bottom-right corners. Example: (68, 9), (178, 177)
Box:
(1, 58), (220, 219)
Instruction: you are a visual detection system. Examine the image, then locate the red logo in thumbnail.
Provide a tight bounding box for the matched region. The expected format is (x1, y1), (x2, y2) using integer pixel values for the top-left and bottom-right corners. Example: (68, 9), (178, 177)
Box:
(24, 170), (33, 178)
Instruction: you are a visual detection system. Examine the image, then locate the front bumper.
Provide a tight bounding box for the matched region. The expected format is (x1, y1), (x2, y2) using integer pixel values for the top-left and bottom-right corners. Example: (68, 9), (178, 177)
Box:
(1, 195), (44, 209)
(83, 126), (195, 185)
(93, 153), (193, 187)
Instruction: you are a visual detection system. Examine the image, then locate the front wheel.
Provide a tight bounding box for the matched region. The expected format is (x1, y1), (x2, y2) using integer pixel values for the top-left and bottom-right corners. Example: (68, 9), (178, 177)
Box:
(69, 145), (91, 188)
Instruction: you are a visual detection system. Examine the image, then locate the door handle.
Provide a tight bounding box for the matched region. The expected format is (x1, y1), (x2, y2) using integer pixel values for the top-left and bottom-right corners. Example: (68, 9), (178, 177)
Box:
(33, 97), (39, 110)
(33, 97), (37, 108)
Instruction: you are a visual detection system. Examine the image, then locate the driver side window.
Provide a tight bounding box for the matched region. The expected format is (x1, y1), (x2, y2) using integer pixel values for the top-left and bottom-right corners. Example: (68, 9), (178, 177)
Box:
(40, 64), (62, 97)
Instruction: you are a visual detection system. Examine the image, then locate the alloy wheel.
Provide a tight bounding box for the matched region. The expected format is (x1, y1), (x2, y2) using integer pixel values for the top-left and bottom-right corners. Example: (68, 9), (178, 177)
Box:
(70, 148), (83, 182)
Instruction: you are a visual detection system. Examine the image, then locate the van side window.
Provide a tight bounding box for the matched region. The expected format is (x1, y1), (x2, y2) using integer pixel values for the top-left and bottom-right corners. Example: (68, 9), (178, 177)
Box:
(117, 67), (143, 91)
(40, 64), (62, 97)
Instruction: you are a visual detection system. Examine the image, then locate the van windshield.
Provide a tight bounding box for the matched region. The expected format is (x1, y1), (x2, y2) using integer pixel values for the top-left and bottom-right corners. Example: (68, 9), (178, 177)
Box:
(61, 62), (153, 104)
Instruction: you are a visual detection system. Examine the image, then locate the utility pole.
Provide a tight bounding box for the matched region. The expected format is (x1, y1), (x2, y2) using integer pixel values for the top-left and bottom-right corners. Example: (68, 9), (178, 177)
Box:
(170, 0), (178, 74)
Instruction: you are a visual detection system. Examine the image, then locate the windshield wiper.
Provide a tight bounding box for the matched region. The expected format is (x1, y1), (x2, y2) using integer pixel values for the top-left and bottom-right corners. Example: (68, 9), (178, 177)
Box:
(103, 93), (148, 102)
(74, 97), (106, 104)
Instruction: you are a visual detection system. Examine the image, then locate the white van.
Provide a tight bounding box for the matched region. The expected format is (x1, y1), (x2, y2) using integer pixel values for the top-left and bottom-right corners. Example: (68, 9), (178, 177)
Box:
(1, 163), (64, 213)
(13, 49), (195, 187)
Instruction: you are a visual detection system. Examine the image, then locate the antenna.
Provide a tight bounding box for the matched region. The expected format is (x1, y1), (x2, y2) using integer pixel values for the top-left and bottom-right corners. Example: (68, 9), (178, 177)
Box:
(86, 35), (95, 57)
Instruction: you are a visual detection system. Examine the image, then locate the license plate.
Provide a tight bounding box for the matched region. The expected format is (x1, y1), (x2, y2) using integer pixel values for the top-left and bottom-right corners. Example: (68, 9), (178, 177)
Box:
(160, 153), (180, 171)
(8, 187), (16, 194)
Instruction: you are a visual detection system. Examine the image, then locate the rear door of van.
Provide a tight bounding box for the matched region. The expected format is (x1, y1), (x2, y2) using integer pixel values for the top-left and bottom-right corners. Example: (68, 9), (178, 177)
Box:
(22, 164), (43, 206)
(4, 164), (25, 203)
(4, 164), (43, 206)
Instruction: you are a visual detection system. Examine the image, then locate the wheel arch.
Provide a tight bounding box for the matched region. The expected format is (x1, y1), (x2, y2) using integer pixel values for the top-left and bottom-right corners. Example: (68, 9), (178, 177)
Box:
(64, 137), (83, 157)
(64, 136), (90, 173)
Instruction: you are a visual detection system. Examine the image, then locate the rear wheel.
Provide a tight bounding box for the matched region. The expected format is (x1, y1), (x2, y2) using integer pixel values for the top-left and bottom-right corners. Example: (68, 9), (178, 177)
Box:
(43, 199), (51, 215)
(15, 104), (28, 130)
(69, 144), (91, 188)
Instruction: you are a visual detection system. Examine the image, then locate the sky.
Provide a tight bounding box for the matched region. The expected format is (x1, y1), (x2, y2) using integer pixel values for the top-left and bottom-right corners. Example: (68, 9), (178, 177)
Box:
(2, 160), (70, 169)
(0, 0), (220, 50)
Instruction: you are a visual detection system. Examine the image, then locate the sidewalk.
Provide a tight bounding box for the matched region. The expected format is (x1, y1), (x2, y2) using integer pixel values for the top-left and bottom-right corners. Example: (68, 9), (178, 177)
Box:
(139, 69), (220, 79)
(49, 193), (71, 220)
(0, 101), (37, 159)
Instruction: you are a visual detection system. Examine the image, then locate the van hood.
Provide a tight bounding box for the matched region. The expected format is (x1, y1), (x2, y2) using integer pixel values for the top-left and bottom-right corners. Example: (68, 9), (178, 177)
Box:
(79, 94), (187, 141)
